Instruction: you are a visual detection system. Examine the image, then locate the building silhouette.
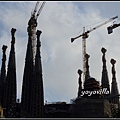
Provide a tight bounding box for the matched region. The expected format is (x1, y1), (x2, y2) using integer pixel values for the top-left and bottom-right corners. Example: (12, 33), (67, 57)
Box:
(4, 28), (17, 118)
(0, 16), (120, 119)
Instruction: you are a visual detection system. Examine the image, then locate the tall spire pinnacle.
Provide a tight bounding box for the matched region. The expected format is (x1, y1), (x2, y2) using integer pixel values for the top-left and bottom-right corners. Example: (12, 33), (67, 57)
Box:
(101, 47), (110, 96)
(110, 58), (119, 104)
(85, 53), (90, 81)
(27, 13), (37, 64)
(111, 59), (116, 80)
(5, 28), (17, 117)
(0, 45), (7, 107)
(31, 30), (44, 118)
(0, 45), (7, 83)
(36, 30), (42, 59)
(77, 69), (82, 98)
(21, 21), (34, 118)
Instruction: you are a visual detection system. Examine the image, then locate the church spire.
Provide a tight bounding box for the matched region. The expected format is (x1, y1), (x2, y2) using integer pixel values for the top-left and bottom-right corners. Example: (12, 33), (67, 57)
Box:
(5, 28), (17, 117)
(101, 47), (110, 96)
(110, 58), (119, 104)
(0, 45), (7, 83)
(0, 45), (7, 107)
(31, 30), (44, 118)
(21, 20), (34, 118)
(77, 69), (82, 98)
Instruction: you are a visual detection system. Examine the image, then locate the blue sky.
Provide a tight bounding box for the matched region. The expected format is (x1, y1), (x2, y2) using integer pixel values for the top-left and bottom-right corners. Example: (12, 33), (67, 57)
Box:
(0, 1), (120, 103)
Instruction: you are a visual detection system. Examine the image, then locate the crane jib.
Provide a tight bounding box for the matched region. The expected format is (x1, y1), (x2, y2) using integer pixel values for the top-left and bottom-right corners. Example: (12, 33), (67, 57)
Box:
(71, 16), (118, 41)
(112, 16), (118, 19)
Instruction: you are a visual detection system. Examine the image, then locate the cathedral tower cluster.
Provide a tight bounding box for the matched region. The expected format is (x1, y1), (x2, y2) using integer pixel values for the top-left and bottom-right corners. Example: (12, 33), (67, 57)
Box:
(77, 47), (119, 101)
(0, 26), (44, 118)
(0, 26), (119, 118)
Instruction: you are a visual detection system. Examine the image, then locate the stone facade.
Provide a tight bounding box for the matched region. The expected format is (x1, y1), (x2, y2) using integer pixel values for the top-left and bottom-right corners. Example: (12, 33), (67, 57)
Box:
(71, 98), (112, 118)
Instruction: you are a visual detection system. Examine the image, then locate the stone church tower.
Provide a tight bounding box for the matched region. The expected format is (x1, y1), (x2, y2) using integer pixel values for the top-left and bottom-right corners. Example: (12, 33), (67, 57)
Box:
(0, 45), (7, 108)
(101, 47), (110, 96)
(21, 15), (44, 117)
(20, 17), (35, 117)
(31, 30), (44, 118)
(5, 28), (17, 118)
(110, 58), (119, 105)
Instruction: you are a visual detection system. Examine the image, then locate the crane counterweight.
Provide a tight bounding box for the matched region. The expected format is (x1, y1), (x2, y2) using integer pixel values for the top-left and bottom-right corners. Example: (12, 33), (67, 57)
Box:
(107, 23), (120, 34)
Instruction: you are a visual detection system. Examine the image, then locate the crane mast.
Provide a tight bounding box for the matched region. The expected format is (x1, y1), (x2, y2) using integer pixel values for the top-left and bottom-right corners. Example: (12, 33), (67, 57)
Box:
(71, 15), (118, 82)
(28, 1), (46, 64)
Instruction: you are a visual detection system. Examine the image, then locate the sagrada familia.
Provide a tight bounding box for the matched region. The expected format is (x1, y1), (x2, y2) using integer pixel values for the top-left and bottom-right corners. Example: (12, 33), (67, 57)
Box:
(0, 8), (120, 119)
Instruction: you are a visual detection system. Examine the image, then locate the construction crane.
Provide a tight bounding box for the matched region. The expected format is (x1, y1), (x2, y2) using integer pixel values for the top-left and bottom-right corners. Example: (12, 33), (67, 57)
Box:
(31, 1), (46, 20)
(107, 22), (120, 34)
(71, 15), (118, 82)
(28, 1), (46, 64)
